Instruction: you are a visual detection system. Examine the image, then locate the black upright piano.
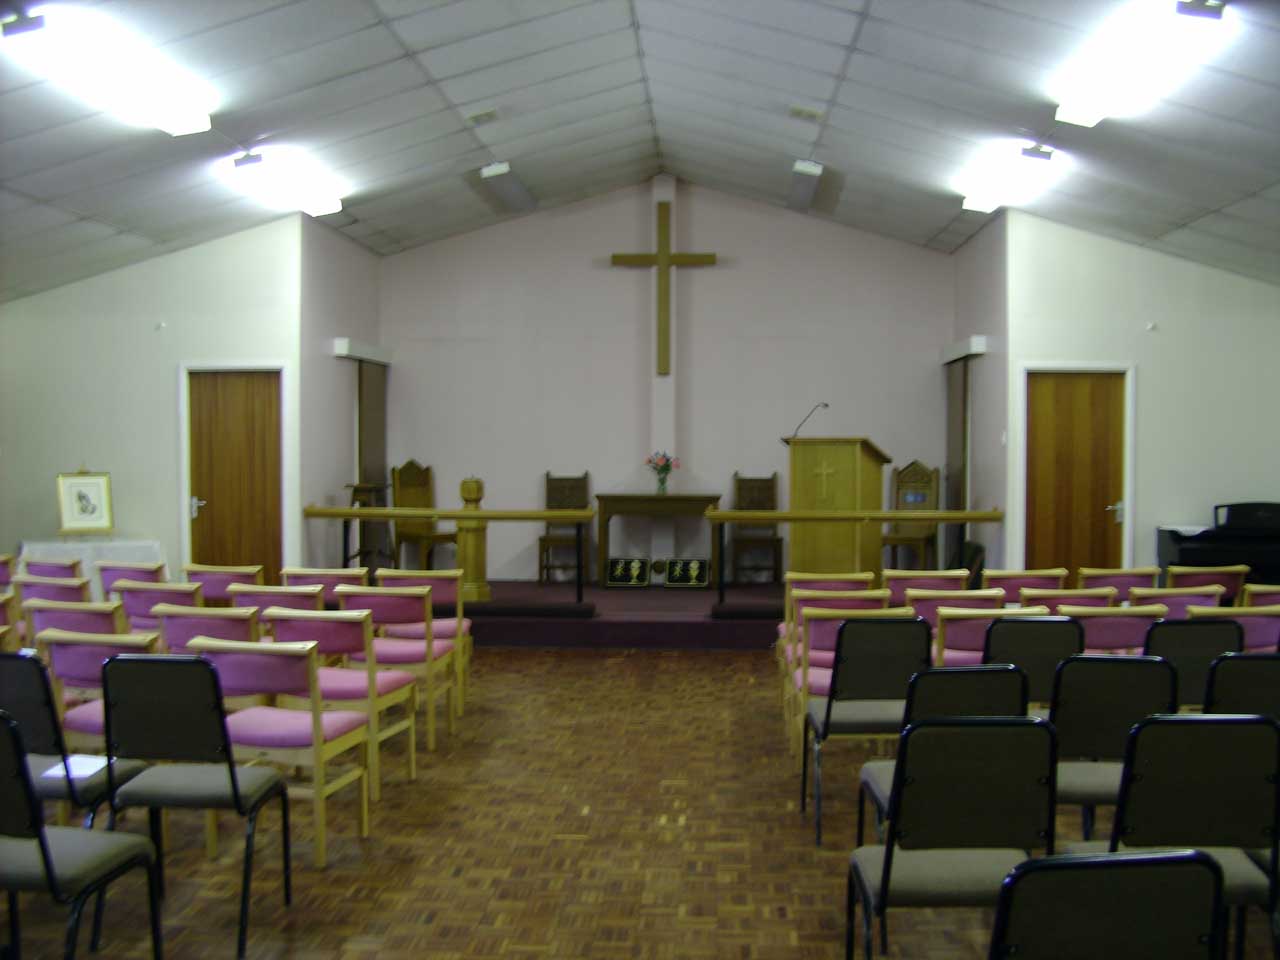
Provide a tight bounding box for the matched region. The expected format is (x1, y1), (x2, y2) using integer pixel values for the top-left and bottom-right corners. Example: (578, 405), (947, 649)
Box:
(1157, 502), (1280, 584)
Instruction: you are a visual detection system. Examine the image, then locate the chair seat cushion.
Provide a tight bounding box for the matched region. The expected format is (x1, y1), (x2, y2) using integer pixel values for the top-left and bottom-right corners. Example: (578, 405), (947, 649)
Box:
(225, 707), (366, 748)
(0, 826), (153, 895)
(858, 759), (896, 812)
(784, 644), (835, 669)
(807, 698), (905, 737)
(1060, 843), (1271, 907)
(383, 618), (472, 639)
(27, 754), (147, 805)
(62, 699), (105, 734)
(316, 666), (416, 700)
(850, 845), (1027, 908)
(1055, 760), (1124, 806)
(352, 637), (455, 664)
(940, 649), (984, 666)
(793, 667), (831, 697)
(776, 622), (788, 640)
(114, 763), (283, 810)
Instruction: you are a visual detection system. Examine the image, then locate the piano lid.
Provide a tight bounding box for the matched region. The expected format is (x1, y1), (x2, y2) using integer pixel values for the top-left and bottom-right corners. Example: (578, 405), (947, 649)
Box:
(1215, 502), (1280, 532)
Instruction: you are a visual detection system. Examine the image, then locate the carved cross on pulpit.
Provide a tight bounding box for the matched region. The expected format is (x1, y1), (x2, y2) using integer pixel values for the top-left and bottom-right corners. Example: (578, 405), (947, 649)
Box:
(611, 200), (718, 376)
(814, 460), (838, 502)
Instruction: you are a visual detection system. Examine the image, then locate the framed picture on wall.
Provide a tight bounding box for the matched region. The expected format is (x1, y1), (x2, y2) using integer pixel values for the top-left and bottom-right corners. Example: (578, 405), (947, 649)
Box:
(56, 472), (113, 535)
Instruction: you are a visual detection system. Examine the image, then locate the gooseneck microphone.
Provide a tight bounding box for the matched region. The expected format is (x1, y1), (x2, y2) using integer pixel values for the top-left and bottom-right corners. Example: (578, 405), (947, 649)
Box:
(783, 402), (829, 443)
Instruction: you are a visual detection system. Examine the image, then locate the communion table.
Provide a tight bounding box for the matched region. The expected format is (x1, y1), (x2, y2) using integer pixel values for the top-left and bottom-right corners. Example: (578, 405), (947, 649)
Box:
(595, 494), (722, 586)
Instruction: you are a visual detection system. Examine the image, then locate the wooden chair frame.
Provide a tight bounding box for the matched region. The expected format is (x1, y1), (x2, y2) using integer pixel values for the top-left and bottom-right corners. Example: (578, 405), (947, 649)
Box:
(21, 598), (127, 645)
(226, 583), (324, 612)
(1018, 587), (1118, 611)
(730, 471), (783, 584)
(883, 461), (940, 569)
(538, 471), (591, 584)
(11, 575), (91, 605)
(373, 568), (471, 707)
(1057, 604), (1169, 654)
(982, 568), (1069, 600)
(391, 460), (457, 568)
(935, 605), (1052, 666)
(95, 560), (166, 598)
(1243, 584), (1280, 608)
(1077, 566), (1160, 590)
(1166, 564), (1251, 606)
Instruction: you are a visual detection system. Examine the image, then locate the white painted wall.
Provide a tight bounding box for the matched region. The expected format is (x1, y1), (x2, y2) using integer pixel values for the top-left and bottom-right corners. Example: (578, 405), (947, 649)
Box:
(380, 182), (956, 578)
(0, 217), (303, 570)
(1004, 211), (1280, 567)
(299, 219), (380, 567)
(953, 215), (1009, 567)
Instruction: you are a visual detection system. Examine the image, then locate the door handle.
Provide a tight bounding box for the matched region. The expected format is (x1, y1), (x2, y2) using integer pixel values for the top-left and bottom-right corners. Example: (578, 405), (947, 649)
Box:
(1105, 500), (1124, 524)
(191, 496), (208, 519)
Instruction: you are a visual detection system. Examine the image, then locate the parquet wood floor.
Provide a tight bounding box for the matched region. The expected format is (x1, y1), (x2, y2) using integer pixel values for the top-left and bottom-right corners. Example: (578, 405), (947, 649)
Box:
(11, 647), (1277, 958)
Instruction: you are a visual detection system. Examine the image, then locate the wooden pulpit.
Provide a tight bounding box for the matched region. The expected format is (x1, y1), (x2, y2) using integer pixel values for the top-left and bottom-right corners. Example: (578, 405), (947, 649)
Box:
(785, 437), (891, 573)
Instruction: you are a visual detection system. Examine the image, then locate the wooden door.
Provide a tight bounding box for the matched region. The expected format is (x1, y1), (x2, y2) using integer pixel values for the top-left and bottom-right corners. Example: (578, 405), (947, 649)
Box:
(189, 371), (282, 581)
(1026, 372), (1124, 571)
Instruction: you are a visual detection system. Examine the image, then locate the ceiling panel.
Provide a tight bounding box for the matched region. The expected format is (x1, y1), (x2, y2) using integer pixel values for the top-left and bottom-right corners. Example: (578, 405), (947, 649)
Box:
(646, 59), (826, 120)
(639, 29), (836, 102)
(389, 0), (595, 51)
(455, 56), (642, 118)
(281, 87), (452, 147)
(670, 0), (861, 46)
(315, 108), (469, 168)
(0, 82), (97, 141)
(475, 82), (647, 146)
(0, 115), (150, 182)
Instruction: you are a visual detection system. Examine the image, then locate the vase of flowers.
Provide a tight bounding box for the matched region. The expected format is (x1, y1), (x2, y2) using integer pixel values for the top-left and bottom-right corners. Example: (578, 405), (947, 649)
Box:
(646, 451), (680, 495)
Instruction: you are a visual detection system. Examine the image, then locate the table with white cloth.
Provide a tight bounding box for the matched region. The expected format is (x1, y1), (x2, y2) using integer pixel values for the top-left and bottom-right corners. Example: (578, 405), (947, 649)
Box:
(18, 539), (166, 601)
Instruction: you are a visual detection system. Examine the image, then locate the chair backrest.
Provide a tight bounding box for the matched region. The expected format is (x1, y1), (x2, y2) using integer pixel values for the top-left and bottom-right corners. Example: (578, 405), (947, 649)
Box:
(545, 472), (590, 534)
(12, 575), (91, 604)
(881, 568), (969, 605)
(114, 579), (203, 625)
(186, 635), (316, 699)
(903, 664), (1028, 723)
(0, 652), (65, 756)
(1143, 619), (1243, 707)
(374, 568), (462, 616)
(23, 599), (125, 636)
(391, 459), (437, 540)
(826, 616), (932, 703)
(783, 572), (873, 630)
(227, 583), (323, 612)
(983, 617), (1085, 704)
(263, 607), (373, 658)
(889, 718), (1056, 852)
(903, 587), (1004, 630)
(1166, 564), (1250, 604)
(1130, 585), (1226, 618)
(1243, 584), (1280, 608)
(1050, 655), (1177, 760)
(280, 566), (369, 605)
(96, 560), (165, 598)
(36, 628), (160, 694)
(982, 568), (1069, 599)
(1058, 604), (1168, 652)
(1187, 603), (1280, 653)
(732, 472), (777, 534)
(152, 604), (260, 654)
(1113, 714), (1280, 860)
(0, 709), (45, 843)
(1018, 587), (1117, 612)
(989, 850), (1224, 960)
(887, 461), (939, 538)
(795, 588), (890, 652)
(25, 558), (81, 579)
(936, 605), (1052, 662)
(184, 564), (265, 602)
(1077, 566), (1161, 592)
(1205, 653), (1280, 717)
(335, 584), (432, 631)
(0, 554), (12, 587)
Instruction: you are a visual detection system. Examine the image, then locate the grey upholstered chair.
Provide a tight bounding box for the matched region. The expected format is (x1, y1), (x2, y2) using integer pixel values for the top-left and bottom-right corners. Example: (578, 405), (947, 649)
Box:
(1205, 652), (1280, 717)
(856, 663), (1029, 845)
(1143, 619), (1243, 708)
(0, 652), (146, 826)
(847, 717), (1057, 959)
(989, 850), (1225, 959)
(799, 617), (932, 846)
(1050, 655), (1177, 840)
(0, 709), (162, 960)
(982, 615), (1083, 710)
(102, 655), (291, 960)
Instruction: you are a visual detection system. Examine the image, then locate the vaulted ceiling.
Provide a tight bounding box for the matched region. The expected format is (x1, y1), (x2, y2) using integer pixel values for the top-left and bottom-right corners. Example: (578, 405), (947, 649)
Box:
(1, 0), (1278, 304)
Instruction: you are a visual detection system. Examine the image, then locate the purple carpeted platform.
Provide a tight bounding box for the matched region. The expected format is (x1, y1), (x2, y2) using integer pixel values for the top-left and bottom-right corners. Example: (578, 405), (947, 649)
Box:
(470, 581), (783, 649)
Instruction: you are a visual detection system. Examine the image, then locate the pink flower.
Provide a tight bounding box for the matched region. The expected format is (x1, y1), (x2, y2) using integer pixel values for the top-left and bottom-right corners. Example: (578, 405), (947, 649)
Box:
(656, 456), (668, 467)
(672, 458), (681, 469)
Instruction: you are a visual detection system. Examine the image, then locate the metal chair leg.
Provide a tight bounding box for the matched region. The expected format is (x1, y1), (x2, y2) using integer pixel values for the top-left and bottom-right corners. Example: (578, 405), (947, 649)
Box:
(147, 809), (165, 899)
(845, 868), (856, 960)
(279, 791), (293, 907)
(879, 910), (888, 954)
(813, 739), (824, 846)
(1235, 906), (1247, 960)
(146, 862), (163, 960)
(6, 890), (20, 960)
(1082, 804), (1095, 841)
(63, 896), (87, 960)
(856, 785), (866, 846)
(237, 811), (260, 959)
(799, 716), (810, 811)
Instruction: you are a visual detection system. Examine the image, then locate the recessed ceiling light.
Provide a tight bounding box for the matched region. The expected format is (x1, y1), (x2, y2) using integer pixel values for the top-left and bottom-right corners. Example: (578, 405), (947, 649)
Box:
(212, 146), (350, 217)
(952, 139), (1073, 214)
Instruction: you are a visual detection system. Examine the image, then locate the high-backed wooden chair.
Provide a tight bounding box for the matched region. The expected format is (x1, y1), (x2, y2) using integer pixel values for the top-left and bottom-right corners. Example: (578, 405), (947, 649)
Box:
(883, 461), (940, 569)
(538, 471), (590, 584)
(391, 460), (456, 568)
(730, 472), (782, 584)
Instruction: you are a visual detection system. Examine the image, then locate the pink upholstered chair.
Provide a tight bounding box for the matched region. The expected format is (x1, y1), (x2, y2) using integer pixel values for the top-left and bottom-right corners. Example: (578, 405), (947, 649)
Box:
(281, 567), (369, 608)
(184, 564), (265, 605)
(35, 627), (161, 752)
(1058, 604), (1168, 655)
(0, 554), (15, 588)
(373, 568), (473, 705)
(1019, 587), (1118, 614)
(881, 568), (970, 606)
(1167, 564), (1250, 605)
(264, 606), (417, 802)
(1243, 584), (1280, 608)
(96, 560), (165, 598)
(936, 605), (1052, 666)
(152, 603), (260, 654)
(227, 583), (324, 613)
(1, 591), (21, 649)
(1188, 604), (1280, 654)
(334, 584), (457, 751)
(982, 568), (1069, 603)
(25, 558), (82, 579)
(12, 575), (91, 605)
(903, 587), (1004, 633)
(22, 599), (126, 646)
(1130, 585), (1226, 619)
(777, 572), (875, 681)
(1077, 566), (1160, 592)
(114, 580), (202, 631)
(185, 635), (370, 869)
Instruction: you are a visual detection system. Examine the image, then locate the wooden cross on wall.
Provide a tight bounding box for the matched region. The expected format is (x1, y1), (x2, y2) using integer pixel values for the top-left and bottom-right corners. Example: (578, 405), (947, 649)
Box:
(611, 201), (717, 376)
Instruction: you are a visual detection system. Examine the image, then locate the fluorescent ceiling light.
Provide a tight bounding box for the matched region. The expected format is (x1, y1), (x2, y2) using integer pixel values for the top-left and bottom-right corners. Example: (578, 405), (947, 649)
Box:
(953, 139), (1073, 214)
(1048, 0), (1240, 128)
(212, 146), (350, 217)
(787, 159), (823, 212)
(0, 4), (217, 136)
(480, 160), (536, 213)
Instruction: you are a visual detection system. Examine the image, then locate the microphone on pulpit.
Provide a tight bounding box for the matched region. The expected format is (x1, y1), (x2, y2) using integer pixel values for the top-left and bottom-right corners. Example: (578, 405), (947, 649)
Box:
(782, 402), (829, 444)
